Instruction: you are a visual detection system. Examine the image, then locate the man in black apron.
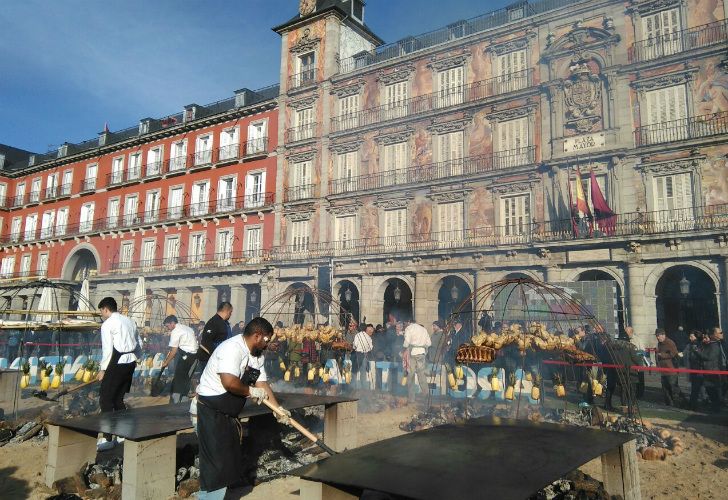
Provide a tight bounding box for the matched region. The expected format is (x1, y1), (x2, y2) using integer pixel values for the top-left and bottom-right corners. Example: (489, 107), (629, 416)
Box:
(195, 317), (291, 499)
(160, 315), (199, 403)
(97, 297), (142, 450)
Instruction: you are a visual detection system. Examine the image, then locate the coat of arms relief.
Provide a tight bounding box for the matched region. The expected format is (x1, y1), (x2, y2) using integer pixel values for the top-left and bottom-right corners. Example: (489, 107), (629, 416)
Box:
(563, 62), (603, 135)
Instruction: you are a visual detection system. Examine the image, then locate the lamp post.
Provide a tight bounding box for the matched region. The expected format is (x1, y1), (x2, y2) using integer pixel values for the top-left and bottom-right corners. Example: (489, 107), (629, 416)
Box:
(344, 285), (353, 303)
(393, 283), (402, 303)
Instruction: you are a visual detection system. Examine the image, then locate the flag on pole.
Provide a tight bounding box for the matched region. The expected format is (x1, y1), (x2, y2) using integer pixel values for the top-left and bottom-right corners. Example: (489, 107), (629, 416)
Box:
(589, 169), (616, 236)
(567, 167), (578, 237)
(574, 167), (593, 237)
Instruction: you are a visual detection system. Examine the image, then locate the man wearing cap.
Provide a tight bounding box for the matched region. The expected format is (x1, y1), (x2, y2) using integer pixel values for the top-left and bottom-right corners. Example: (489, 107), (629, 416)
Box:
(195, 317), (291, 499)
(161, 315), (199, 403)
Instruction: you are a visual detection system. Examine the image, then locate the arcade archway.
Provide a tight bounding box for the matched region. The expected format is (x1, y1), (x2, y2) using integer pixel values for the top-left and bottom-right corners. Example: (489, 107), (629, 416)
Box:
(656, 265), (718, 342)
(382, 278), (412, 324)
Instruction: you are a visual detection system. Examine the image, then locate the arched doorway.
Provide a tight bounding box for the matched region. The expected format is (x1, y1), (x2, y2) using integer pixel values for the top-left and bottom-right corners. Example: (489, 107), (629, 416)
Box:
(656, 265), (718, 342)
(336, 280), (359, 326)
(64, 248), (98, 281)
(285, 283), (315, 326)
(437, 276), (471, 325)
(577, 270), (625, 335)
(383, 278), (412, 324)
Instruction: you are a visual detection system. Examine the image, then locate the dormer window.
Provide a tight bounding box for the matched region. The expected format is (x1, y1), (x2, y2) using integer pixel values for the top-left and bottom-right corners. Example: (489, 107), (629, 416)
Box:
(352, 0), (364, 22)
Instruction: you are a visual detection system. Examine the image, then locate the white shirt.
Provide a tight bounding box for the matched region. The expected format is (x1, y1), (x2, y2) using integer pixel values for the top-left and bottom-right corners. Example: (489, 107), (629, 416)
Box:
(168, 323), (198, 354)
(403, 323), (431, 356)
(353, 331), (373, 353)
(196, 335), (267, 397)
(100, 312), (142, 370)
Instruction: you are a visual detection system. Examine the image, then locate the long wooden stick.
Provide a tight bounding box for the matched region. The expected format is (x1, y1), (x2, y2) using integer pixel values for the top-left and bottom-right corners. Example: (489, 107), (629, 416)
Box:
(261, 399), (338, 455)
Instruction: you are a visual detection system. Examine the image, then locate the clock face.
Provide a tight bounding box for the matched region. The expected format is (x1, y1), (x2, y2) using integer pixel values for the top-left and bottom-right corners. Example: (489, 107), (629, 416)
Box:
(299, 0), (316, 16)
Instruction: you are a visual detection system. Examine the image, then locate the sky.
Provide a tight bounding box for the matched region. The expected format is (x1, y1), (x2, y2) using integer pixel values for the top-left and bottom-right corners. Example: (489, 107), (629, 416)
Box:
(0, 0), (510, 154)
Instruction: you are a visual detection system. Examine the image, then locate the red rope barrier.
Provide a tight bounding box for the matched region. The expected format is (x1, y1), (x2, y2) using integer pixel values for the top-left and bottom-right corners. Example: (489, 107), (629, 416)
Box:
(542, 359), (728, 375)
(21, 342), (102, 347)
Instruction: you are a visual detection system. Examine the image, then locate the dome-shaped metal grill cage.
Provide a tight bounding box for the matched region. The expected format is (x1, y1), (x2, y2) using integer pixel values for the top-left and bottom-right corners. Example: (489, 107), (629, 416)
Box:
(429, 278), (640, 421)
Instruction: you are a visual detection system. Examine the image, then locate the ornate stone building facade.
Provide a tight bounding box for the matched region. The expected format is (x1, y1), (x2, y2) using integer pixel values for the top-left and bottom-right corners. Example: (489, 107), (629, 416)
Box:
(271, 0), (728, 347)
(1, 0), (726, 347)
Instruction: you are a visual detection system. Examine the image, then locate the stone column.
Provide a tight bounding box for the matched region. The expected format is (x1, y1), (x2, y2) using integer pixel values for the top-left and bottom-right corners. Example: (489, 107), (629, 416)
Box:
(625, 261), (655, 349)
(230, 285), (248, 323)
(717, 256), (728, 330)
(175, 288), (193, 323)
(359, 274), (378, 326)
(200, 286), (219, 324)
(414, 272), (437, 328)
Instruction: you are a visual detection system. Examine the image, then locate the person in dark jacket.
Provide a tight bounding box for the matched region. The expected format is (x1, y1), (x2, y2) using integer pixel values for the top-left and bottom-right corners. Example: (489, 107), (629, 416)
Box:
(698, 327), (726, 413)
(601, 337), (643, 411)
(655, 328), (683, 406)
(197, 302), (233, 370)
(683, 330), (704, 411)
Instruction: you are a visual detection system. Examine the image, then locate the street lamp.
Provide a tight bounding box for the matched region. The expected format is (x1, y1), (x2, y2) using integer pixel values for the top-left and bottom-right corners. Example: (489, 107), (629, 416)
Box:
(344, 285), (353, 303)
(450, 283), (459, 302)
(393, 283), (402, 303)
(679, 274), (690, 297)
(250, 290), (258, 304)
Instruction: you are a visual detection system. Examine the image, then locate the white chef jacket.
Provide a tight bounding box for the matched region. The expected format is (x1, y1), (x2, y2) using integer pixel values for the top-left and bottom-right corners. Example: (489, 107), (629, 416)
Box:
(403, 323), (431, 356)
(196, 335), (267, 397)
(168, 323), (199, 354)
(100, 312), (142, 370)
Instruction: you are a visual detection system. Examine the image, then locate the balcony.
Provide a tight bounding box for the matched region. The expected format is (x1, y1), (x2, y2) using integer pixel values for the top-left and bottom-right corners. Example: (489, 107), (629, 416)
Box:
(193, 149), (213, 168)
(0, 197), (10, 210)
(243, 137), (269, 158)
(12, 194), (26, 208)
(108, 170), (125, 187)
(28, 191), (41, 204)
(635, 111), (728, 146)
(337, 0), (581, 73)
(80, 178), (96, 192)
(331, 70), (534, 133)
(110, 249), (268, 274)
(101, 203), (728, 274)
(284, 183), (317, 202)
(289, 68), (317, 91)
(215, 143), (241, 164)
(629, 20), (728, 63)
(328, 147), (536, 195)
(59, 183), (73, 197)
(143, 160), (163, 179)
(43, 186), (59, 201)
(285, 123), (318, 144)
(165, 155), (189, 175)
(127, 166), (142, 182)
(0, 191), (276, 246)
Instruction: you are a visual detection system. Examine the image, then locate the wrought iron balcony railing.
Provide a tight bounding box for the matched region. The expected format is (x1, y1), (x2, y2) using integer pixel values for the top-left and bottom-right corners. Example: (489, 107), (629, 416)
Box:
(635, 111), (728, 146)
(629, 19), (728, 63)
(331, 70), (534, 132)
(0, 197), (10, 210)
(43, 186), (58, 201)
(243, 137), (269, 157)
(289, 68), (317, 90)
(329, 147), (536, 195)
(110, 249), (268, 274)
(80, 178), (96, 192)
(285, 123), (318, 143)
(12, 194), (26, 208)
(193, 149), (213, 167)
(60, 183), (72, 196)
(28, 191), (41, 204)
(0, 192), (274, 245)
(284, 183), (317, 202)
(338, 0), (582, 73)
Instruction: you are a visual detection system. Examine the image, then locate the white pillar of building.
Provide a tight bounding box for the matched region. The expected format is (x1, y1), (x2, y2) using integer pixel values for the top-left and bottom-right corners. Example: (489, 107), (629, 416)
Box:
(200, 286), (219, 324)
(230, 285), (248, 324)
(626, 261), (655, 349)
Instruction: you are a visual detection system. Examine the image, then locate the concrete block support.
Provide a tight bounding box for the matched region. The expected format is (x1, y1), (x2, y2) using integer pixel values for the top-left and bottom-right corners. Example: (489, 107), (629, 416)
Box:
(300, 479), (358, 500)
(323, 400), (357, 452)
(45, 425), (97, 488)
(601, 440), (641, 500)
(122, 435), (177, 500)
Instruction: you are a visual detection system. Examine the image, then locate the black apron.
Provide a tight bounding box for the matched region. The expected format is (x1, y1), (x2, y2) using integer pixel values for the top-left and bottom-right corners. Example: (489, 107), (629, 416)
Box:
(171, 349), (198, 395)
(197, 366), (260, 492)
(106, 346), (136, 393)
